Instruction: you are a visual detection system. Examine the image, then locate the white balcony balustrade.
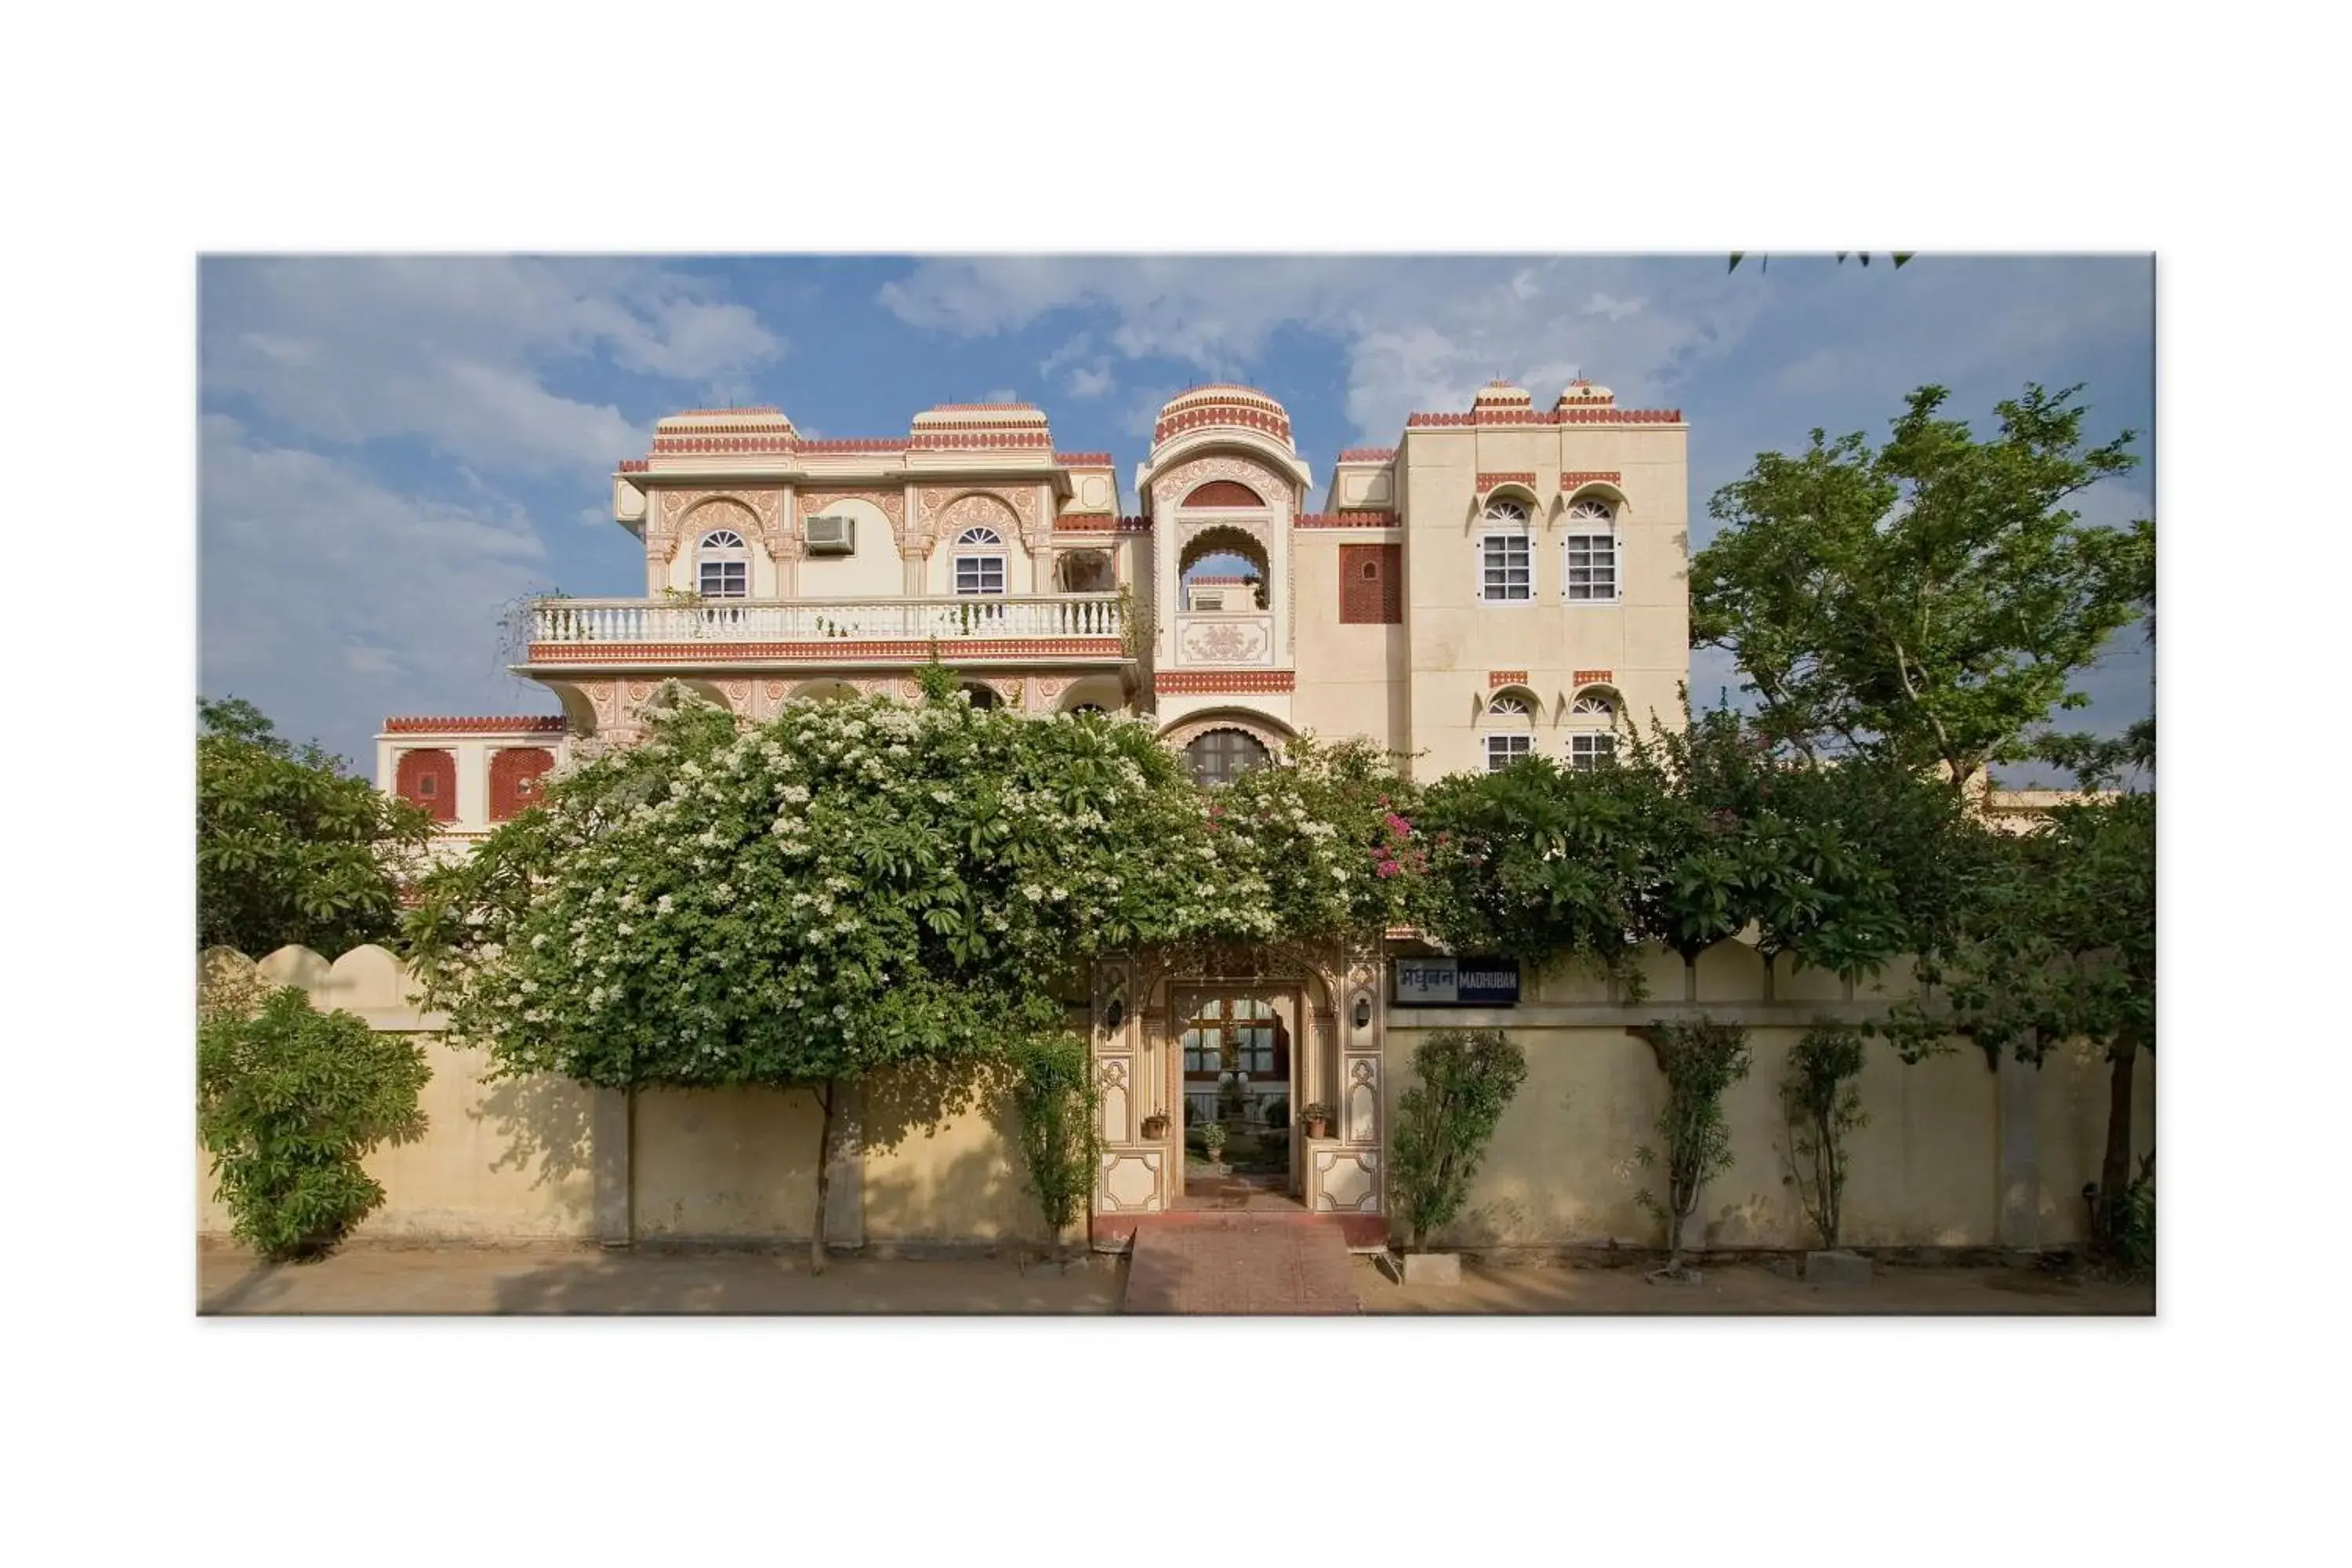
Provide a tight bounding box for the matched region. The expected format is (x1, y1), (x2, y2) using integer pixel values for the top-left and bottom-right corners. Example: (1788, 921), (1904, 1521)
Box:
(528, 593), (1127, 652)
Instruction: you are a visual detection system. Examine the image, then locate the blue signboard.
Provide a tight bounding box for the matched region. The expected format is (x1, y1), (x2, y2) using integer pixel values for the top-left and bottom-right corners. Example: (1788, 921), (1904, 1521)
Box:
(1392, 956), (1519, 1007)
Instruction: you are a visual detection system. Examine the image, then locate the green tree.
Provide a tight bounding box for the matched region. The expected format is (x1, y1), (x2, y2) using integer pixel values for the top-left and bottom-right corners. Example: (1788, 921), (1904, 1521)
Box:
(197, 985), (431, 1261)
(1886, 788), (2154, 1252)
(1692, 383), (2151, 790)
(1005, 1033), (1100, 1265)
(1778, 1022), (1869, 1250)
(1389, 1029), (1528, 1252)
(1633, 1016), (1752, 1279)
(198, 696), (432, 956)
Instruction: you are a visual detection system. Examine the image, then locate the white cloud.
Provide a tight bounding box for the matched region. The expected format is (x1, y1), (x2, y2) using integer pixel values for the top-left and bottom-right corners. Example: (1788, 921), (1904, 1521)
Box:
(981, 387), (1021, 404)
(877, 256), (1764, 441)
(202, 257), (785, 475)
(1065, 364), (1116, 399)
(199, 415), (555, 764)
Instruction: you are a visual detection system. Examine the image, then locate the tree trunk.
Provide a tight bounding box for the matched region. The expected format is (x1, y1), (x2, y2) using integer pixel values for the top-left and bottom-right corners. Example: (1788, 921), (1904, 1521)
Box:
(808, 1078), (837, 1276)
(2098, 1047), (2137, 1248)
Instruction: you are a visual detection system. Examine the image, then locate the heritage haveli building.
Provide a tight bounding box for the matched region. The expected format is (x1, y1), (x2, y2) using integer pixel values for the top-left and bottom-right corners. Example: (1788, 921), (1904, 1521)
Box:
(370, 382), (2084, 1247)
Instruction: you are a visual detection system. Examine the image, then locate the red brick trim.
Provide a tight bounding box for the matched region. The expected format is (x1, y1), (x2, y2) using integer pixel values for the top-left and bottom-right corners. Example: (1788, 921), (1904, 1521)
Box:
(651, 436), (800, 455)
(666, 406), (786, 419)
(526, 639), (1126, 663)
(488, 746), (556, 822)
(1293, 513), (1400, 529)
(1181, 479), (1267, 508)
(383, 715), (567, 734)
(1573, 669), (1614, 686)
(1054, 451), (1113, 466)
(792, 437), (905, 454)
(1560, 470), (1624, 489)
(1476, 472), (1538, 490)
(394, 749), (457, 822)
(1407, 408), (1682, 426)
(617, 459), (649, 473)
(1488, 670), (1530, 688)
(1055, 514), (1152, 532)
(1339, 544), (1402, 625)
(1152, 670), (1297, 695)
(1337, 447), (1397, 463)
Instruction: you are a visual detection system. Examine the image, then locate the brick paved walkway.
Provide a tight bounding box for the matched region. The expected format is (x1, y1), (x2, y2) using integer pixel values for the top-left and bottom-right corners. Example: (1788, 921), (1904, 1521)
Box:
(1121, 1215), (1362, 1315)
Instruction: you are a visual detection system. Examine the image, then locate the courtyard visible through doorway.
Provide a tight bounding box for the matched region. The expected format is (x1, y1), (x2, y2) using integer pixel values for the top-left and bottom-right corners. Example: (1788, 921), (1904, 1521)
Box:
(1177, 991), (1303, 1211)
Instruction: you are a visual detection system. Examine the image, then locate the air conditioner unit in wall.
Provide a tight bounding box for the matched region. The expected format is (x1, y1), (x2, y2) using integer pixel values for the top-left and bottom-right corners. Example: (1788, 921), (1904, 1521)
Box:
(805, 515), (855, 555)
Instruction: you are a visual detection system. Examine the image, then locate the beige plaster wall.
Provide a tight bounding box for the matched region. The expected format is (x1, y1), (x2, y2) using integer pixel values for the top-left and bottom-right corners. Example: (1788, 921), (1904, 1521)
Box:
(862, 1076), (1050, 1244)
(1394, 424), (1690, 780)
(1290, 533), (1409, 754)
(1385, 939), (2154, 1253)
(631, 1084), (826, 1240)
(790, 497), (902, 599)
(196, 947), (597, 1243)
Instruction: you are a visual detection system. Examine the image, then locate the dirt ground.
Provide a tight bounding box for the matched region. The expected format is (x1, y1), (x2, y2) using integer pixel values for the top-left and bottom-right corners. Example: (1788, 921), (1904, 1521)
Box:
(197, 1242), (2153, 1316)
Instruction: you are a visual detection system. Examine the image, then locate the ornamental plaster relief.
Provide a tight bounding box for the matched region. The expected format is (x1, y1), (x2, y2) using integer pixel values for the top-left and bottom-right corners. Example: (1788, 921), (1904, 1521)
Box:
(654, 491), (785, 561)
(1178, 619), (1272, 666)
(1150, 453), (1293, 512)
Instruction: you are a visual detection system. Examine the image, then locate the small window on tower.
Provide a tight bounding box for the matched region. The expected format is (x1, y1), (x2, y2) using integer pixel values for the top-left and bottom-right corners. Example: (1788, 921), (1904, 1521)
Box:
(417, 775), (437, 797)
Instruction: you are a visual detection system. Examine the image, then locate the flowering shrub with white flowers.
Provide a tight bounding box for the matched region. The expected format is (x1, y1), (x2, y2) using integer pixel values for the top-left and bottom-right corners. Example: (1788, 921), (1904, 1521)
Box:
(402, 678), (1422, 1265)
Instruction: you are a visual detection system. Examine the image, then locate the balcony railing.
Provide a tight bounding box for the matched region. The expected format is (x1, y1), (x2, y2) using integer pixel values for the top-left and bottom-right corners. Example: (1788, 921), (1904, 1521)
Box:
(527, 593), (1127, 652)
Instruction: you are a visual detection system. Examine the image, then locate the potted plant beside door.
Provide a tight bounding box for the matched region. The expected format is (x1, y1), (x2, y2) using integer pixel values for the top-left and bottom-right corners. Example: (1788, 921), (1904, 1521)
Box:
(1199, 1120), (1228, 1170)
(1301, 1103), (1333, 1140)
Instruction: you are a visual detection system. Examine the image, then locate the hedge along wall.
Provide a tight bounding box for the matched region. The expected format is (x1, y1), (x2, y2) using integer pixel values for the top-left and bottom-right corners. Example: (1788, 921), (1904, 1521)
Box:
(196, 946), (1057, 1248)
(1384, 938), (2155, 1254)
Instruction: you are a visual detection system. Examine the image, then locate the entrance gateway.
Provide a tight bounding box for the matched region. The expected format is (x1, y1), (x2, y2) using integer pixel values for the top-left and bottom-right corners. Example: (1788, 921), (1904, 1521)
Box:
(1087, 945), (1390, 1251)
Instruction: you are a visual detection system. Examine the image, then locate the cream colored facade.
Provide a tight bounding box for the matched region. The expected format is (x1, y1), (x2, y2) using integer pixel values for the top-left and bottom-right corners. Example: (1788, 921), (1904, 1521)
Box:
(361, 384), (2118, 1250)
(376, 378), (1687, 797)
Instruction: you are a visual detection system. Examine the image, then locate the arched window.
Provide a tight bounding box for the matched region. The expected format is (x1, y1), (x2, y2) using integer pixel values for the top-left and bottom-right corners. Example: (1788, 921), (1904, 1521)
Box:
(1479, 499), (1533, 602)
(953, 527), (1007, 595)
(1569, 689), (1618, 769)
(961, 683), (1002, 710)
(697, 530), (750, 599)
(1484, 691), (1535, 771)
(1563, 498), (1620, 602)
(1184, 728), (1269, 786)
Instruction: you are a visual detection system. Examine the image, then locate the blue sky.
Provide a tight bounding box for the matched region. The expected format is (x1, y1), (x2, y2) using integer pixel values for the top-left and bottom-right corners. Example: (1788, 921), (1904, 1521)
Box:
(198, 254), (2153, 781)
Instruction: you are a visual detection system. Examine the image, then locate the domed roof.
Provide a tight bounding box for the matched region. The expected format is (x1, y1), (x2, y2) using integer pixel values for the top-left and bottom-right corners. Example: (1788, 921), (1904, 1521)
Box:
(1472, 379), (1534, 408)
(655, 405), (797, 434)
(1151, 384), (1294, 451)
(1556, 379), (1616, 408)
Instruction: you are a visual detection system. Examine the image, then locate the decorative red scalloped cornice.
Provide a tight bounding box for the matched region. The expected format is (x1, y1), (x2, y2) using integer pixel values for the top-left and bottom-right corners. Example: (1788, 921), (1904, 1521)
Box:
(1054, 452), (1114, 466)
(1152, 670), (1297, 695)
(1573, 668), (1614, 687)
(617, 459), (649, 473)
(1293, 513), (1401, 529)
(1476, 471), (1538, 490)
(383, 715), (568, 735)
(1337, 447), (1397, 463)
(1488, 670), (1530, 688)
(1406, 408), (1682, 426)
(1560, 470), (1624, 489)
(527, 639), (1126, 664)
(1152, 404), (1294, 447)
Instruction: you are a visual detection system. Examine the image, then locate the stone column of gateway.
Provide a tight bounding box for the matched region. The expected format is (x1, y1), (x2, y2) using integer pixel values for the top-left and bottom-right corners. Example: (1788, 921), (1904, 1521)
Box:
(378, 379), (1692, 1250)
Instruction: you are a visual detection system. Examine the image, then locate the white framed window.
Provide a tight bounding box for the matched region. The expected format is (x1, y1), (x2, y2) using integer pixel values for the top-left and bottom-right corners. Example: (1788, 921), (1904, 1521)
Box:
(1486, 733), (1534, 771)
(1570, 732), (1617, 770)
(696, 529), (750, 598)
(1562, 499), (1620, 602)
(1479, 499), (1534, 602)
(953, 527), (1007, 595)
